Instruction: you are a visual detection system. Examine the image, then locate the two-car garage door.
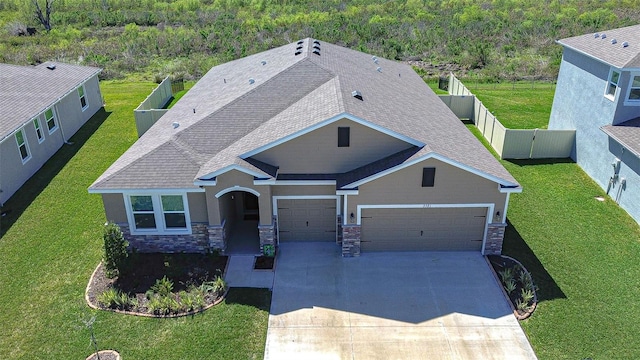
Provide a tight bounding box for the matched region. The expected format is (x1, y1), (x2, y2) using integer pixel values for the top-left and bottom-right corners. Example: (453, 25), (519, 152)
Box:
(361, 207), (487, 252)
(277, 199), (336, 242)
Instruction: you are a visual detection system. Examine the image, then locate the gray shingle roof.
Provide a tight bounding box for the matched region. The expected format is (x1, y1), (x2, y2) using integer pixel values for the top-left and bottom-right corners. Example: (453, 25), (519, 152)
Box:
(558, 24), (640, 68)
(601, 117), (640, 157)
(90, 39), (519, 191)
(0, 62), (102, 141)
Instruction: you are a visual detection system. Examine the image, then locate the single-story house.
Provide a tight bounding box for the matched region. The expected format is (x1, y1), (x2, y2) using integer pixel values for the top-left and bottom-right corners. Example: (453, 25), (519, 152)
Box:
(89, 39), (521, 257)
(548, 24), (640, 224)
(0, 62), (102, 205)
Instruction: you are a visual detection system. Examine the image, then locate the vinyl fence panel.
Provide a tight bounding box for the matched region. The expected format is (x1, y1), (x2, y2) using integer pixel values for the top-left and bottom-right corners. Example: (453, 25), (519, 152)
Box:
(530, 130), (575, 158)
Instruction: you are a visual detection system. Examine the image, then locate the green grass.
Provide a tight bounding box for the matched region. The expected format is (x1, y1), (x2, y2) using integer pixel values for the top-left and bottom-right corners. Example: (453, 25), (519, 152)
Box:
(465, 123), (640, 359)
(468, 82), (556, 129)
(0, 81), (270, 359)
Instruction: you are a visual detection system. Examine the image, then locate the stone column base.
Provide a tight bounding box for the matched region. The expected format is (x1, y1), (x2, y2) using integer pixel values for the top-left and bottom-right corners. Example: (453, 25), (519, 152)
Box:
(207, 223), (226, 254)
(342, 225), (361, 257)
(484, 223), (507, 255)
(258, 224), (276, 254)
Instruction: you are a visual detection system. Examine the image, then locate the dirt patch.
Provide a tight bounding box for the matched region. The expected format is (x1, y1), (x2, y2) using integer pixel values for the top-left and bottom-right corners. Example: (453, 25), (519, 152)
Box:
(86, 350), (120, 360)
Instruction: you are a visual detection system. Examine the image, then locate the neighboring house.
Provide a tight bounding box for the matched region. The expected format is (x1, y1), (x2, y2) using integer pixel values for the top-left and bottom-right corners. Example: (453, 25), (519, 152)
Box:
(0, 62), (102, 205)
(548, 24), (640, 224)
(89, 39), (521, 257)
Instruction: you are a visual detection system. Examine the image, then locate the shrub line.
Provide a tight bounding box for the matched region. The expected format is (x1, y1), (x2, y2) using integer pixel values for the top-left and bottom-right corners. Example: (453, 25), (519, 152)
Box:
(85, 262), (228, 318)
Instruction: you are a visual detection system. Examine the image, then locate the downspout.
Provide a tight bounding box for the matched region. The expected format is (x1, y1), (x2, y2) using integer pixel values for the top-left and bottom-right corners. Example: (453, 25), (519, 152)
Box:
(615, 178), (626, 204)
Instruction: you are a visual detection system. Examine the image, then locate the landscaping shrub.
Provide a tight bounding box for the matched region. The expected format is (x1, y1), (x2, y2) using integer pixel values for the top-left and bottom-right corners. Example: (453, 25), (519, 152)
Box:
(102, 222), (128, 278)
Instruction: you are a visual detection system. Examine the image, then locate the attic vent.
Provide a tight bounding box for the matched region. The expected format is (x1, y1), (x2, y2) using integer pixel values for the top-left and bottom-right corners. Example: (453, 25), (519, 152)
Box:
(46, 64), (56, 70)
(312, 50), (321, 56)
(351, 90), (363, 101)
(313, 40), (320, 45)
(172, 122), (180, 129)
(594, 33), (600, 38)
(376, 66), (382, 72)
(601, 33), (607, 39)
(297, 40), (304, 45)
(249, 78), (255, 85)
(623, 41), (629, 48)
(261, 60), (267, 65)
(295, 51), (302, 56)
(611, 38), (617, 44)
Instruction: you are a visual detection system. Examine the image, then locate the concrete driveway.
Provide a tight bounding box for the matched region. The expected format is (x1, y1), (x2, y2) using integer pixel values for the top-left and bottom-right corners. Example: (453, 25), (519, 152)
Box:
(264, 243), (537, 360)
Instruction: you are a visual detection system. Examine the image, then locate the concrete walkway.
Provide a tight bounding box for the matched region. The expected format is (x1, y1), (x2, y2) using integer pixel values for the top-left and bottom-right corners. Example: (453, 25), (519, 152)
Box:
(264, 243), (537, 360)
(224, 255), (274, 289)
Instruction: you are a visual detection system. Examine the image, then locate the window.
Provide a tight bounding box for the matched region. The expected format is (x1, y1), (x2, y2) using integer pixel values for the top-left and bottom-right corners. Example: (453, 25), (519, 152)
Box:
(127, 194), (190, 233)
(338, 127), (350, 147)
(605, 69), (620, 99)
(45, 108), (57, 133)
(130, 195), (157, 229)
(15, 129), (31, 163)
(421, 167), (435, 187)
(628, 75), (640, 101)
(78, 85), (88, 110)
(33, 118), (44, 143)
(161, 195), (186, 228)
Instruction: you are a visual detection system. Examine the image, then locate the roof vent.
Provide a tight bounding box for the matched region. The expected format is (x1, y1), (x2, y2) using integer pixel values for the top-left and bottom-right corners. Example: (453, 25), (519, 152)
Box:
(312, 50), (321, 56)
(313, 40), (320, 45)
(46, 64), (56, 70)
(376, 66), (382, 72)
(352, 90), (363, 101)
(594, 33), (600, 38)
(623, 41), (629, 48)
(172, 122), (180, 129)
(313, 44), (321, 50)
(601, 33), (607, 39)
(296, 45), (303, 50)
(611, 38), (617, 44)
(295, 51), (302, 56)
(261, 60), (267, 65)
(297, 40), (304, 45)
(249, 78), (255, 85)
(372, 56), (379, 64)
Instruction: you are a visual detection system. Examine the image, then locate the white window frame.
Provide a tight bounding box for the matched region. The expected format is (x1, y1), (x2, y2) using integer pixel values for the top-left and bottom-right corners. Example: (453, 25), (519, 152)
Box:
(124, 193), (192, 235)
(33, 118), (45, 143)
(78, 85), (89, 111)
(45, 108), (58, 134)
(605, 68), (621, 101)
(624, 72), (640, 106)
(15, 128), (31, 164)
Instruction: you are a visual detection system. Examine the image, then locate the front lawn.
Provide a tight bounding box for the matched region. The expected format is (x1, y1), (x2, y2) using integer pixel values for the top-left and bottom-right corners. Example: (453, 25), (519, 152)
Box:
(0, 81), (270, 359)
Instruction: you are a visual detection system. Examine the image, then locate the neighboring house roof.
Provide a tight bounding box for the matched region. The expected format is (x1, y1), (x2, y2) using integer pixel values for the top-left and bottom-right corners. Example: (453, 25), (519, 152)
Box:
(90, 39), (519, 191)
(601, 117), (640, 157)
(558, 24), (640, 68)
(0, 62), (102, 142)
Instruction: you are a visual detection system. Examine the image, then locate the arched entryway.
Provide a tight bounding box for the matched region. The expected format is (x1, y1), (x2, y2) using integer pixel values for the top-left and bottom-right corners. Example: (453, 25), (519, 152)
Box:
(218, 190), (260, 254)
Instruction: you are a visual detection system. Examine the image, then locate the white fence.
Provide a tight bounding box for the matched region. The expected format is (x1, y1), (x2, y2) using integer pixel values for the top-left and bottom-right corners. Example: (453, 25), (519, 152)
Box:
(134, 77), (173, 137)
(445, 74), (574, 159)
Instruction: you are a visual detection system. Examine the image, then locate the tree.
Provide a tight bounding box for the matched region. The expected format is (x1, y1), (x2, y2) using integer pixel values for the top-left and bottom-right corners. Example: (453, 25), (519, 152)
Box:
(32, 0), (53, 32)
(103, 222), (128, 278)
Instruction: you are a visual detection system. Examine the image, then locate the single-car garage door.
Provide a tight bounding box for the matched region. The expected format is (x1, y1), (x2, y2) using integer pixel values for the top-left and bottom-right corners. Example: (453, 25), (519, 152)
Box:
(361, 207), (487, 252)
(277, 199), (336, 242)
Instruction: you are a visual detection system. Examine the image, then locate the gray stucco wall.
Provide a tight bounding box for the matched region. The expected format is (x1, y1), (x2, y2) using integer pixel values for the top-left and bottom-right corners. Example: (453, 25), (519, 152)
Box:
(549, 48), (640, 224)
(0, 75), (102, 205)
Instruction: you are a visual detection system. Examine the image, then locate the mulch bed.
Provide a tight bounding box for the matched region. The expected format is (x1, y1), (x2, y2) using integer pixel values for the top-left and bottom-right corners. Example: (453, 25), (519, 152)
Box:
(487, 255), (537, 320)
(86, 253), (228, 316)
(253, 256), (275, 270)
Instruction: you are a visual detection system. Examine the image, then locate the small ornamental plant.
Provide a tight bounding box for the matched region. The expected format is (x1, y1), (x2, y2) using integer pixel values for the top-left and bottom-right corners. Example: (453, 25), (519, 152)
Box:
(103, 222), (128, 278)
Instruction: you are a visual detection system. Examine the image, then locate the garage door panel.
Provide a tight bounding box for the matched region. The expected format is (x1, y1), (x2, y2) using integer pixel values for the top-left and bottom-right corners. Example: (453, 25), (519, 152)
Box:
(278, 199), (336, 242)
(361, 207), (486, 252)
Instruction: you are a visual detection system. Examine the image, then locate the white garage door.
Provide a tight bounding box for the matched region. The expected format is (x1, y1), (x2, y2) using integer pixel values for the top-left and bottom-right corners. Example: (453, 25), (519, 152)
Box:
(277, 199), (336, 242)
(361, 207), (487, 252)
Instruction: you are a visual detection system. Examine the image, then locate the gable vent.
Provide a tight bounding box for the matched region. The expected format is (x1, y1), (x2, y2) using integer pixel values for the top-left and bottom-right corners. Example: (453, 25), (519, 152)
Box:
(611, 38), (617, 44)
(352, 90), (363, 101)
(623, 41), (629, 48)
(249, 78), (255, 85)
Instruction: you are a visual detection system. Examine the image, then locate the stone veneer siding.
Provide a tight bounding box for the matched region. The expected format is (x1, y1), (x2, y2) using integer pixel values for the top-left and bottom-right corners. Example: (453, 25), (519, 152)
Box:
(484, 223), (506, 255)
(342, 225), (361, 257)
(258, 218), (276, 253)
(119, 222), (211, 253)
(336, 215), (343, 245)
(207, 223), (226, 253)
